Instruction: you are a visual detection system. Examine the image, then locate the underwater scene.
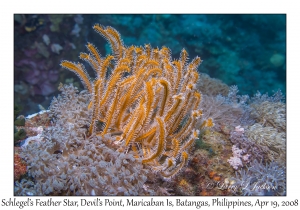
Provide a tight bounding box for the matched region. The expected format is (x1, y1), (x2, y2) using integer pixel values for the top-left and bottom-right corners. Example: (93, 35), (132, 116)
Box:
(14, 14), (286, 196)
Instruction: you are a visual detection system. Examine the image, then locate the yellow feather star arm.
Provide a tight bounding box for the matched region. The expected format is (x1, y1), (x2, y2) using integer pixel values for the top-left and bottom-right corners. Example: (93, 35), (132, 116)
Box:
(158, 79), (171, 116)
(100, 55), (114, 79)
(93, 24), (121, 59)
(160, 46), (171, 60)
(163, 138), (180, 159)
(173, 60), (182, 93)
(79, 52), (99, 76)
(142, 80), (155, 128)
(60, 24), (205, 179)
(100, 65), (130, 106)
(200, 118), (215, 129)
(142, 117), (166, 163)
(102, 88), (120, 135)
(180, 48), (188, 67)
(87, 43), (102, 67)
(89, 79), (102, 135)
(161, 151), (188, 178)
(164, 93), (184, 122)
(115, 77), (138, 129)
(106, 26), (124, 59)
(144, 44), (151, 58)
(60, 61), (92, 93)
(135, 127), (156, 141)
(120, 97), (145, 141)
(144, 68), (163, 79)
(125, 102), (146, 146)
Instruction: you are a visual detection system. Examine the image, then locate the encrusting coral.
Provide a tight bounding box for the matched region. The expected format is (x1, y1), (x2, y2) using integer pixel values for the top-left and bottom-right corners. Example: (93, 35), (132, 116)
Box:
(60, 24), (213, 178)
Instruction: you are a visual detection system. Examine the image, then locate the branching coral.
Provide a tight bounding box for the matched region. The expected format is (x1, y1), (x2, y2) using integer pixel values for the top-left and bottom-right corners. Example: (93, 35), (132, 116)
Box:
(250, 101), (286, 133)
(196, 73), (229, 96)
(60, 24), (212, 178)
(199, 95), (244, 131)
(233, 160), (286, 196)
(243, 90), (286, 166)
(227, 145), (250, 170)
(229, 125), (268, 165)
(198, 86), (254, 131)
(245, 123), (286, 165)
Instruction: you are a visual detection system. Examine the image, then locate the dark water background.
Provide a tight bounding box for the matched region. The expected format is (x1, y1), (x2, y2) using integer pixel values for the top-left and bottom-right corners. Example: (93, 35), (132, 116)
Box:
(14, 14), (286, 116)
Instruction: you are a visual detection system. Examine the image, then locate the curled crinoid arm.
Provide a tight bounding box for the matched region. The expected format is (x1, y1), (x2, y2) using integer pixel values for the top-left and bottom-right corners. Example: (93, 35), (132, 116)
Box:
(60, 61), (92, 93)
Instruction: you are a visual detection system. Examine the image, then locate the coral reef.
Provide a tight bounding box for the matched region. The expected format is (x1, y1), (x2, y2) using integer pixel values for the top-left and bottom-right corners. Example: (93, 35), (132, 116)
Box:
(250, 101), (286, 133)
(14, 20), (286, 196)
(14, 105), (26, 143)
(245, 123), (286, 165)
(196, 73), (229, 96)
(19, 85), (148, 195)
(198, 86), (254, 132)
(233, 160), (286, 196)
(199, 95), (244, 131)
(227, 145), (250, 170)
(229, 125), (268, 166)
(14, 150), (27, 181)
(61, 24), (212, 178)
(168, 129), (238, 196)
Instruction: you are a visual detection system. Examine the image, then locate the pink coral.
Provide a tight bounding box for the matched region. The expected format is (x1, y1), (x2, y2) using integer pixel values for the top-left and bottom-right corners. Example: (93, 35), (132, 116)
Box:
(228, 156), (242, 170)
(227, 145), (250, 170)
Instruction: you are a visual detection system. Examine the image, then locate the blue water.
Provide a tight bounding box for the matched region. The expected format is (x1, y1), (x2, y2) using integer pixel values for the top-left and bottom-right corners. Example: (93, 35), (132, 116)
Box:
(14, 14), (286, 116)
